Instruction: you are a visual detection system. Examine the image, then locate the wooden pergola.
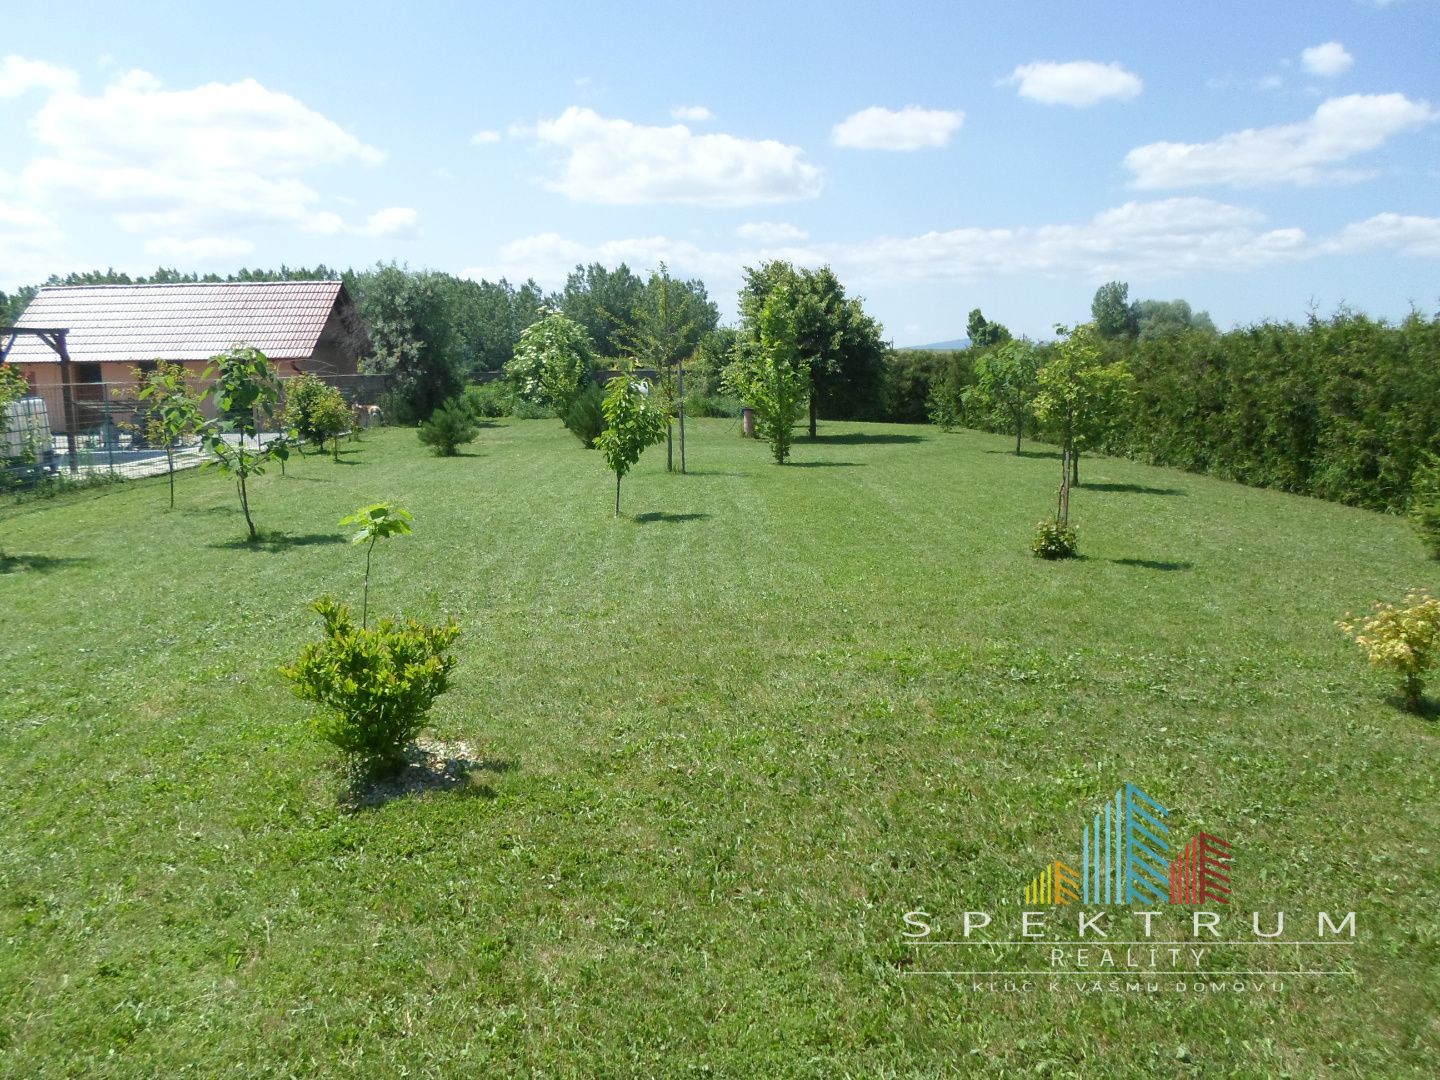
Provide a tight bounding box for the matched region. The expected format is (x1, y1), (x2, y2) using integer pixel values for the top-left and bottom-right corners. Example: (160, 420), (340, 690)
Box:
(1, 326), (79, 471)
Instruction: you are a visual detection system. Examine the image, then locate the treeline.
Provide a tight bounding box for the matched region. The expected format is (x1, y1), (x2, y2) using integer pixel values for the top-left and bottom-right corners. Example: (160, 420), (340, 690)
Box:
(943, 283), (1440, 514)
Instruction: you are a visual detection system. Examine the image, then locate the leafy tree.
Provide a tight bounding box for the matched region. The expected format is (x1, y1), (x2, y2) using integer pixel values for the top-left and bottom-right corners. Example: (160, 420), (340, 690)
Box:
(345, 263), (463, 422)
(201, 346), (291, 542)
(1034, 323), (1135, 485)
(133, 360), (205, 508)
(724, 287), (808, 464)
(739, 262), (887, 435)
(339, 502), (413, 628)
(1135, 298), (1217, 341)
(966, 308), (1013, 349)
(1092, 281), (1139, 341)
(560, 263), (646, 357)
(505, 308), (597, 419)
(417, 397), (479, 456)
(619, 263), (717, 472)
(963, 340), (1043, 453)
(881, 349), (955, 424)
(1410, 455), (1440, 559)
(282, 373), (337, 449)
(310, 386), (353, 461)
(596, 372), (668, 515)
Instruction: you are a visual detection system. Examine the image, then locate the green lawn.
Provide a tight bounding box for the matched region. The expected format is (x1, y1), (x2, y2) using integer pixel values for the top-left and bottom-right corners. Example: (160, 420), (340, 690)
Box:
(1, 419), (1436, 1077)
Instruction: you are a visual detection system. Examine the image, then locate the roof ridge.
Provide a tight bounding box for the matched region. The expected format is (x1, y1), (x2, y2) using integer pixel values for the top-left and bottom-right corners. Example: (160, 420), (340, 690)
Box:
(37, 280), (340, 291)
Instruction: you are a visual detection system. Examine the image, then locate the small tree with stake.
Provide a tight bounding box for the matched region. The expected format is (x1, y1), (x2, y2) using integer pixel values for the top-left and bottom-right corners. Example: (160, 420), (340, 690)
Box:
(595, 372), (667, 516)
(339, 502), (413, 628)
(134, 361), (206, 509)
(201, 345), (290, 542)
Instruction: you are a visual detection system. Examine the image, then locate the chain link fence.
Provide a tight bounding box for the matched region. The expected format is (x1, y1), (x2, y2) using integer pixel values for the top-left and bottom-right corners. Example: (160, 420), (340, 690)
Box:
(2, 372), (390, 488)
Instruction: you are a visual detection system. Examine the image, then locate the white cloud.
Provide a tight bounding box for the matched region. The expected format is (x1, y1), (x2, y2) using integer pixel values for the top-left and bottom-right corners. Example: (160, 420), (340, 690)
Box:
(16, 69), (388, 246)
(1301, 42), (1354, 77)
(1002, 60), (1142, 107)
(1125, 93), (1436, 188)
(831, 106), (964, 150)
(670, 105), (714, 122)
(0, 55), (77, 98)
(0, 199), (65, 288)
(145, 235), (256, 260)
(464, 197), (1413, 295)
(470, 129), (501, 145)
(520, 106), (823, 206)
(735, 221), (809, 243)
(360, 206), (419, 238)
(1326, 212), (1440, 256)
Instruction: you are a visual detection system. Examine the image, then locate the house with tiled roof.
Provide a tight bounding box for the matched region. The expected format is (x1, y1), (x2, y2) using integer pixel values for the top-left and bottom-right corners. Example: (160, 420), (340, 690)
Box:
(3, 280), (368, 413)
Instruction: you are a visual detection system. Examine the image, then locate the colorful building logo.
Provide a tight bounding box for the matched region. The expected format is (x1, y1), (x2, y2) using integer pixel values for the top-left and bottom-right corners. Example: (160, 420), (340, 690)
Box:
(1027, 783), (1232, 906)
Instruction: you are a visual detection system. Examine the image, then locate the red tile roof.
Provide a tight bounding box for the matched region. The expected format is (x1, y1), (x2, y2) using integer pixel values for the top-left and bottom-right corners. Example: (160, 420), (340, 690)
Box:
(7, 281), (345, 364)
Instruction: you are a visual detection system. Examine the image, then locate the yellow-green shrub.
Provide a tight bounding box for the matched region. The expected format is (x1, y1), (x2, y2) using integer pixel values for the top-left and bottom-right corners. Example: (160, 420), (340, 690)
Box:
(1337, 589), (1440, 712)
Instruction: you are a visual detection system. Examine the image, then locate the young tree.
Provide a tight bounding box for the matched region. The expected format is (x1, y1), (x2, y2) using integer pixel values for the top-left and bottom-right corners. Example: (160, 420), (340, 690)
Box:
(963, 340), (1043, 453)
(505, 309), (597, 417)
(311, 386), (353, 461)
(724, 287), (808, 464)
(417, 397), (479, 456)
(339, 502), (413, 628)
(595, 372), (668, 515)
(202, 345), (291, 542)
(1034, 324), (1135, 485)
(281, 372), (333, 449)
(618, 263), (717, 472)
(133, 360), (205, 508)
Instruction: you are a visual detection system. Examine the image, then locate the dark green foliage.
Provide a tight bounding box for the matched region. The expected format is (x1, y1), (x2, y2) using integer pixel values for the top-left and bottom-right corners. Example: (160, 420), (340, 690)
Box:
(1091, 281), (1139, 340)
(1409, 455), (1440, 558)
(683, 392), (742, 418)
(880, 349), (953, 424)
(737, 262), (888, 429)
(926, 350), (977, 431)
(462, 381), (512, 418)
(280, 596), (460, 776)
(417, 397), (479, 456)
(564, 384), (607, 448)
(1032, 518), (1079, 559)
(560, 262), (647, 358)
(1120, 311), (1440, 511)
(966, 308), (1012, 349)
(345, 263), (466, 421)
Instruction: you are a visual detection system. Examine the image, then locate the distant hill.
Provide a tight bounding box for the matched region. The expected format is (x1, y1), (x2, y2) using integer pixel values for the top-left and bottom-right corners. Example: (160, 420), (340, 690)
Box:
(896, 337), (969, 351)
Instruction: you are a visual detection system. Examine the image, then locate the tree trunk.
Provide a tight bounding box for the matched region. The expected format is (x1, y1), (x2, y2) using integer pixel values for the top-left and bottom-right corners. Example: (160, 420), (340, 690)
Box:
(167, 449), (176, 509)
(666, 422), (673, 472)
(239, 475), (256, 541)
(615, 472), (621, 517)
(1014, 415), (1022, 455)
(1072, 448), (1080, 486)
(677, 363), (686, 474)
(809, 369), (818, 439)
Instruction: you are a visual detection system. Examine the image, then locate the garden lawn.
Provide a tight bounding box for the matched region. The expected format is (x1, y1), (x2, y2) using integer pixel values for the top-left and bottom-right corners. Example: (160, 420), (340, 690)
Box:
(1, 419), (1436, 1077)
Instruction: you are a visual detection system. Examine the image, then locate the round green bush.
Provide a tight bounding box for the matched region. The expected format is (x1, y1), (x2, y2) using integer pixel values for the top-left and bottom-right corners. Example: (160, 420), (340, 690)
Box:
(1032, 518), (1079, 560)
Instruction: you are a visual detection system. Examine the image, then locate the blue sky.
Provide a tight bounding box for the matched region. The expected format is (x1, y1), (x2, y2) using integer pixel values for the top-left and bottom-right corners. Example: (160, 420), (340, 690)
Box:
(2, 0), (1436, 344)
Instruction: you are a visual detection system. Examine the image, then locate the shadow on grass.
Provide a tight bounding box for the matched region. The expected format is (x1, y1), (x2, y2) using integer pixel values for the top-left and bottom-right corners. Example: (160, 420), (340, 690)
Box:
(1109, 557), (1195, 572)
(209, 531), (346, 552)
(984, 448), (1061, 459)
(348, 740), (516, 812)
(634, 511), (711, 523)
(786, 461), (863, 469)
(1389, 695), (1440, 722)
(0, 552), (95, 574)
(1084, 482), (1186, 496)
(809, 432), (923, 445)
